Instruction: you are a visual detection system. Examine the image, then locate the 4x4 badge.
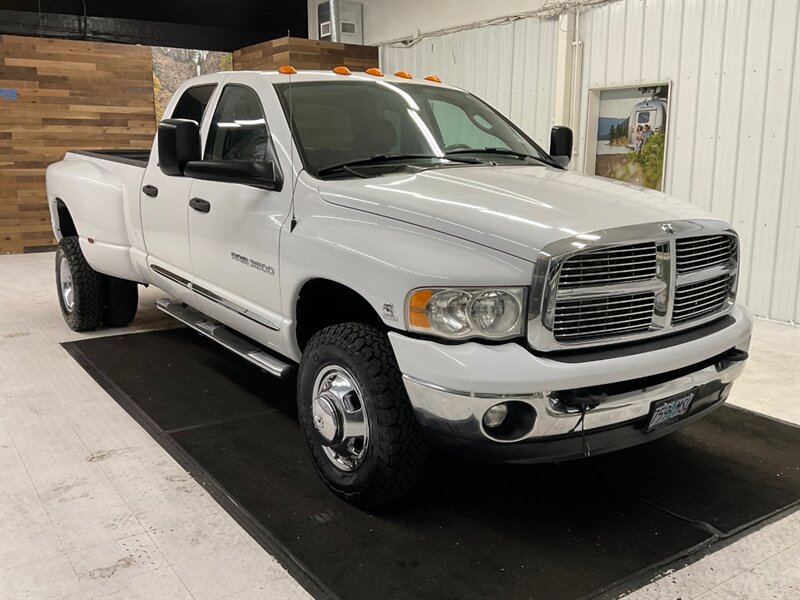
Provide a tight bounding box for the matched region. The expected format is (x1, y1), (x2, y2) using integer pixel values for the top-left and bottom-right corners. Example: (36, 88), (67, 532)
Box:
(660, 222), (676, 234)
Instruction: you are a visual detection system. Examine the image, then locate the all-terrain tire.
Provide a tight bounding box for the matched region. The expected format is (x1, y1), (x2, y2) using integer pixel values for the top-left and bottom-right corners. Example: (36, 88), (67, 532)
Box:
(297, 322), (429, 508)
(103, 276), (139, 327)
(55, 236), (105, 331)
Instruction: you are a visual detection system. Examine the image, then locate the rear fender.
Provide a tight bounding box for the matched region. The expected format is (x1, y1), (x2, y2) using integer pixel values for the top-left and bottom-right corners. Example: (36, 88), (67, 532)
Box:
(46, 157), (144, 281)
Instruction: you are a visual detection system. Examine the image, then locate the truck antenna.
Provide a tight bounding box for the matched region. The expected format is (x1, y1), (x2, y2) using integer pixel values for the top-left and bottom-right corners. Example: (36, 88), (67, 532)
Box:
(287, 30), (297, 232)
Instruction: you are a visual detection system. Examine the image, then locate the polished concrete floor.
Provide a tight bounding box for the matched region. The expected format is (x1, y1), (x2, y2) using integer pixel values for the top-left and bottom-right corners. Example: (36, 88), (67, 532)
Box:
(1, 252), (798, 600)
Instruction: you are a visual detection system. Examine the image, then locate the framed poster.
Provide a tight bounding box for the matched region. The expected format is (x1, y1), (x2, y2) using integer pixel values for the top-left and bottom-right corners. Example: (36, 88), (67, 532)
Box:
(583, 81), (671, 191)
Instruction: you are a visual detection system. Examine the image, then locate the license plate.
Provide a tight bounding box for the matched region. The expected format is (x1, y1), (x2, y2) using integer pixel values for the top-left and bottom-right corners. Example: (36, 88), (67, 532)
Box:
(647, 393), (695, 432)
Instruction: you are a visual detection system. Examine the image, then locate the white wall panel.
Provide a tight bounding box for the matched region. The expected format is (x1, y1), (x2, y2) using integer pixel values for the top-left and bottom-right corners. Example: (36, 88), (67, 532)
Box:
(380, 0), (799, 322)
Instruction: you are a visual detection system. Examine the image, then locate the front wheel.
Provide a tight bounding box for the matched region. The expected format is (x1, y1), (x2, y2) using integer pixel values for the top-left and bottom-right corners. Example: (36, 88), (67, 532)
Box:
(297, 323), (429, 508)
(55, 236), (105, 331)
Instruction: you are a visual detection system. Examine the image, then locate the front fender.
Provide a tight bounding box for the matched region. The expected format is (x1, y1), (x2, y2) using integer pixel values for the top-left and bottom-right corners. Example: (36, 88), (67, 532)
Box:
(279, 205), (535, 334)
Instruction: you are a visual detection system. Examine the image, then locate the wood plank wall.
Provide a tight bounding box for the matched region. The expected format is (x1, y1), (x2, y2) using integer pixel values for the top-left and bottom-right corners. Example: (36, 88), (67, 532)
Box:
(233, 36), (378, 72)
(0, 35), (156, 254)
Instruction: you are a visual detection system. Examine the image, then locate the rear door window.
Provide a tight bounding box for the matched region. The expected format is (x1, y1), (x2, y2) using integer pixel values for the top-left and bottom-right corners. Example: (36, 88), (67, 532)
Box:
(170, 84), (217, 124)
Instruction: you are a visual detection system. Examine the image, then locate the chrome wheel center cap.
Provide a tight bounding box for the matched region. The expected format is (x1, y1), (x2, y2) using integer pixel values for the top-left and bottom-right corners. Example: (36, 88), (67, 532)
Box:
(312, 394), (341, 445)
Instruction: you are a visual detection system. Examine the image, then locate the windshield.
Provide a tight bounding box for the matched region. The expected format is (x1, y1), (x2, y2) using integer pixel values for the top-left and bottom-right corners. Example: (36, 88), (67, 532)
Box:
(274, 80), (552, 176)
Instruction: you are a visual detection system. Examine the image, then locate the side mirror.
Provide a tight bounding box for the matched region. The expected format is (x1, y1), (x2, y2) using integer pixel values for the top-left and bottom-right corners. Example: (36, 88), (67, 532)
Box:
(183, 160), (283, 191)
(158, 119), (200, 176)
(549, 126), (573, 168)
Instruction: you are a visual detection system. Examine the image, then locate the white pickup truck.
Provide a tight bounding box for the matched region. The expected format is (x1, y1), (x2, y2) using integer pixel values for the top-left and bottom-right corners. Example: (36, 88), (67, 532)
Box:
(47, 69), (751, 507)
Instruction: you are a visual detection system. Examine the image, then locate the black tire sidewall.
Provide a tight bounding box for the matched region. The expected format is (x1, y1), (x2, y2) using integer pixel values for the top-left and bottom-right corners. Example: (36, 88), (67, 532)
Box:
(298, 340), (382, 494)
(55, 237), (105, 331)
(55, 246), (73, 319)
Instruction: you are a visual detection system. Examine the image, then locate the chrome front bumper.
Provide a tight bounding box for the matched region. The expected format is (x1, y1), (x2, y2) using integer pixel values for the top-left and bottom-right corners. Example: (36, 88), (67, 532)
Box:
(402, 352), (746, 445)
(390, 306), (752, 462)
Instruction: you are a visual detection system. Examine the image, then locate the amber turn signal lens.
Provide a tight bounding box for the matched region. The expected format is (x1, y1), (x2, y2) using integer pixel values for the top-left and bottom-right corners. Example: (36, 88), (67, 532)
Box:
(278, 65), (297, 74)
(424, 75), (442, 83)
(408, 289), (433, 328)
(333, 66), (352, 75)
(394, 70), (413, 79)
(365, 67), (384, 76)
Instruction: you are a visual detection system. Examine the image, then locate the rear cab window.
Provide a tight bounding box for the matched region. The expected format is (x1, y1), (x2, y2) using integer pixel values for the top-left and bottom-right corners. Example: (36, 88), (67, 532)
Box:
(170, 84), (217, 123)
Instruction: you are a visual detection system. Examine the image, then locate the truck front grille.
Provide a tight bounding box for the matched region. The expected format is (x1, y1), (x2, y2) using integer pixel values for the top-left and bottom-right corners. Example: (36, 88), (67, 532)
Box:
(533, 229), (739, 350)
(553, 292), (655, 341)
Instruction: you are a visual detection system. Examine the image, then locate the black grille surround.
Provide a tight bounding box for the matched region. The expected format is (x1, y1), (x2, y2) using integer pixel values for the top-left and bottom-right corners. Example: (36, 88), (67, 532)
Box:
(530, 225), (739, 350)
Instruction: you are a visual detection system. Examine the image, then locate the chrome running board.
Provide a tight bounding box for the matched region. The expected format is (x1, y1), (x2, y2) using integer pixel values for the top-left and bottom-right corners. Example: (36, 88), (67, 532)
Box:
(155, 298), (293, 379)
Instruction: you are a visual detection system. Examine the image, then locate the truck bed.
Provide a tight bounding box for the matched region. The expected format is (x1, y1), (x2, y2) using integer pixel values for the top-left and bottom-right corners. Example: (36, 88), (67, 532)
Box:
(72, 149), (150, 168)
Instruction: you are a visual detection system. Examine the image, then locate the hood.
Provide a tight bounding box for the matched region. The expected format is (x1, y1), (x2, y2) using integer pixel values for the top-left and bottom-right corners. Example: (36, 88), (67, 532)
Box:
(318, 165), (718, 262)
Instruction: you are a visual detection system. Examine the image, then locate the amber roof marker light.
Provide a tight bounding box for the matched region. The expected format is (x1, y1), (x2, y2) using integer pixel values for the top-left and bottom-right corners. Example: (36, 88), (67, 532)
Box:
(365, 67), (384, 77)
(278, 65), (297, 74)
(333, 66), (352, 75)
(424, 75), (442, 83)
(394, 70), (413, 79)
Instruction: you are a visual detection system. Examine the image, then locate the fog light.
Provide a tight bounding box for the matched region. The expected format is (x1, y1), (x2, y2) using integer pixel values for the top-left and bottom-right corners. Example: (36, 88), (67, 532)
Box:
(483, 403), (509, 429)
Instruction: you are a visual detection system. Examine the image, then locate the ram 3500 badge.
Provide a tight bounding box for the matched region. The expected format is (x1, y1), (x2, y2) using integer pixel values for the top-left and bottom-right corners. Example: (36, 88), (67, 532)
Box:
(46, 69), (751, 507)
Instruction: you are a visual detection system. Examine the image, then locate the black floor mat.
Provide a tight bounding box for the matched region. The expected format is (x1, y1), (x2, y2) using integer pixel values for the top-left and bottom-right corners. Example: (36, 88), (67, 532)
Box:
(63, 329), (800, 600)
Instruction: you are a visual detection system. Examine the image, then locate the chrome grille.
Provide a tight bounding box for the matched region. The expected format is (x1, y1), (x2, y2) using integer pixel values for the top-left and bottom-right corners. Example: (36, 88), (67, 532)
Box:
(676, 235), (735, 273)
(529, 223), (740, 351)
(672, 274), (734, 324)
(559, 242), (657, 288)
(553, 292), (655, 341)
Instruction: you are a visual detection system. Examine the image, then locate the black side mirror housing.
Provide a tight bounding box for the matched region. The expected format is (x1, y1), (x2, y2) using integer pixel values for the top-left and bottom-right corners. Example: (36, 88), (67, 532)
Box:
(158, 119), (201, 176)
(549, 126), (573, 168)
(182, 160), (283, 191)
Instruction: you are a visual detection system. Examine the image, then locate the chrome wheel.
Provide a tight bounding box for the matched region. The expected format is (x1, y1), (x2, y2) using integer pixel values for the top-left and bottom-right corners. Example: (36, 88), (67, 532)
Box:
(311, 365), (369, 472)
(59, 256), (74, 312)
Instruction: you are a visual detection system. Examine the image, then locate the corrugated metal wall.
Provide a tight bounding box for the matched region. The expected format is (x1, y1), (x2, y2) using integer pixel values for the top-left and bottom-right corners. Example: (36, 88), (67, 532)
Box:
(380, 0), (800, 323)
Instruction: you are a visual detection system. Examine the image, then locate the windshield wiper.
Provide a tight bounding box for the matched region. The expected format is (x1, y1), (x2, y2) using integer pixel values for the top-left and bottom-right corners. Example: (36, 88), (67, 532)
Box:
(317, 153), (481, 176)
(446, 147), (561, 168)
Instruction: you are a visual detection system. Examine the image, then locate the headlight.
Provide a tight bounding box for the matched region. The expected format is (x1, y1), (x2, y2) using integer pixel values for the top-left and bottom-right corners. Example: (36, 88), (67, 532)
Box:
(407, 287), (526, 340)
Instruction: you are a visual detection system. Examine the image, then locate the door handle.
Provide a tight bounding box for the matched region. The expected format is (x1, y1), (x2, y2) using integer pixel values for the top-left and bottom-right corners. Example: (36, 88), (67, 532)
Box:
(142, 185), (159, 197)
(189, 197), (211, 213)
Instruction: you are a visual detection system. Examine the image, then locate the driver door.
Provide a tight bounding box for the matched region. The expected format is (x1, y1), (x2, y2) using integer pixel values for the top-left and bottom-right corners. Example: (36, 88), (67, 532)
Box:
(187, 78), (292, 343)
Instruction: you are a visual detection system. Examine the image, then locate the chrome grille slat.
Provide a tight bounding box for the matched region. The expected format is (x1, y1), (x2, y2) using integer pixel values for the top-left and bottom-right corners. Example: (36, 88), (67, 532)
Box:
(676, 239), (731, 252)
(674, 277), (731, 295)
(676, 246), (731, 259)
(555, 315), (653, 325)
(554, 296), (655, 310)
(675, 235), (734, 273)
(562, 253), (655, 264)
(555, 311), (654, 325)
(559, 317), (651, 335)
(558, 242), (657, 290)
(556, 322), (654, 339)
(552, 291), (654, 342)
(671, 273), (733, 324)
(673, 294), (729, 313)
(562, 260), (656, 270)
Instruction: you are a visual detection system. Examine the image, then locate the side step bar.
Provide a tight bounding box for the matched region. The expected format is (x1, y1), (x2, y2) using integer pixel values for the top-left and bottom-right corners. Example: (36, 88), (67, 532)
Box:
(155, 298), (294, 379)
